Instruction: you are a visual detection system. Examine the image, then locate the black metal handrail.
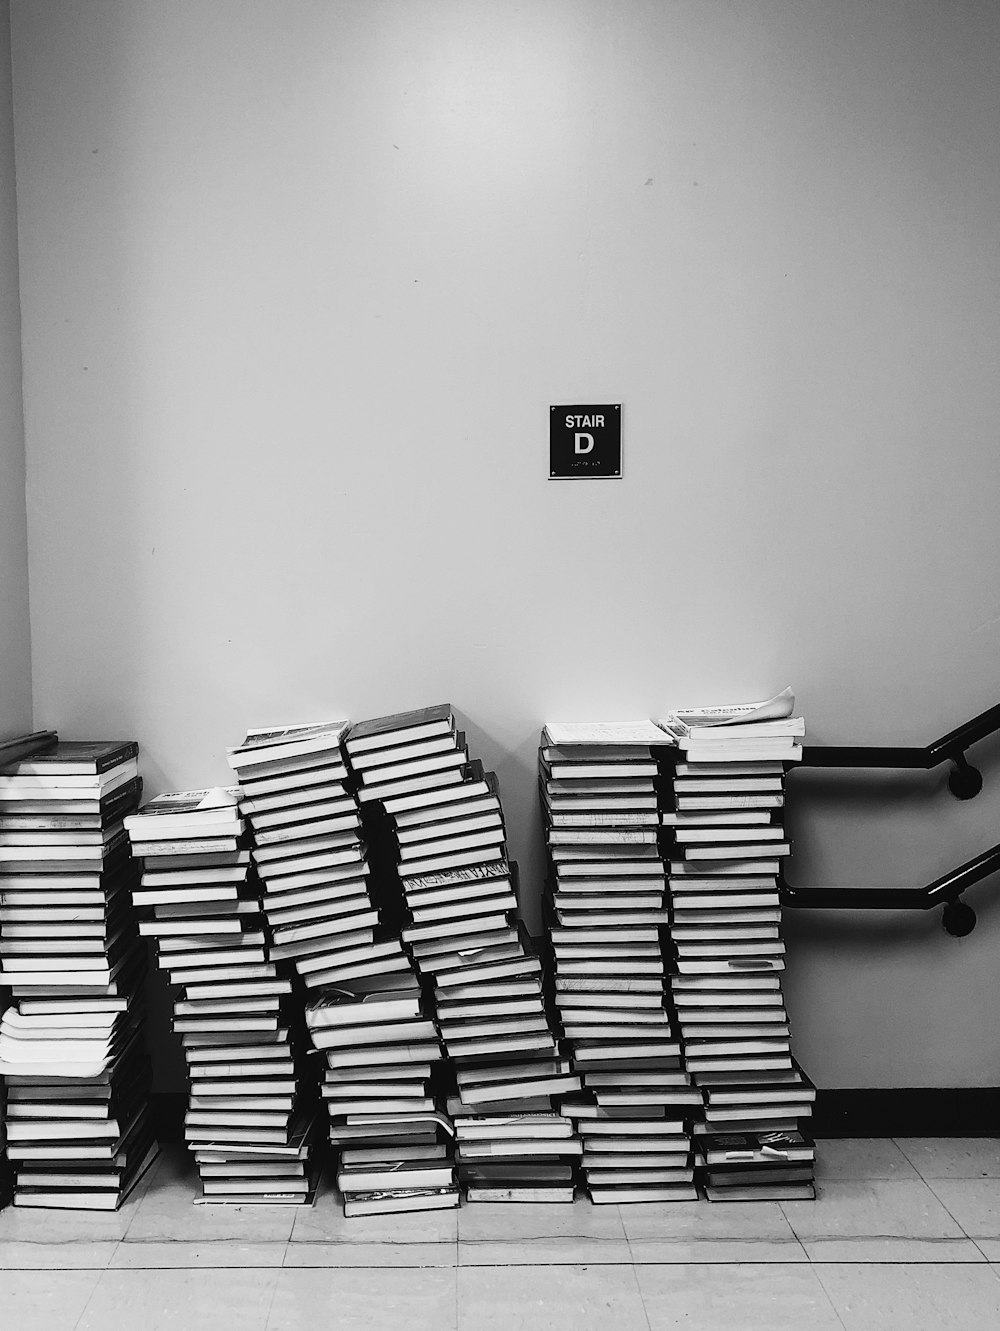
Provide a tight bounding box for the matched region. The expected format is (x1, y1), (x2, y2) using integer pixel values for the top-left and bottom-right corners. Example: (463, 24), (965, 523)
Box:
(796, 701), (1000, 799)
(780, 701), (1000, 935)
(780, 844), (1000, 936)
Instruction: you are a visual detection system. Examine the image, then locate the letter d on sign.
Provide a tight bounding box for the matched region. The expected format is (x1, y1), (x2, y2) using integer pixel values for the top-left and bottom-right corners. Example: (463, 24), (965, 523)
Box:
(574, 432), (595, 455)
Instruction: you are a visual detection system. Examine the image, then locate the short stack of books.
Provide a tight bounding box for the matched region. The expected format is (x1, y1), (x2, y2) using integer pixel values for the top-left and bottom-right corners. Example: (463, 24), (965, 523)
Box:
(346, 706), (580, 1203)
(124, 787), (319, 1203)
(0, 734), (157, 1209)
(306, 973), (459, 1217)
(539, 720), (697, 1204)
(657, 688), (816, 1199)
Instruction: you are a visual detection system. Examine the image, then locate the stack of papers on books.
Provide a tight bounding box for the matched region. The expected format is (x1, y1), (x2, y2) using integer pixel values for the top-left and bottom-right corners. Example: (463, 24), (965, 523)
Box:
(657, 689), (816, 1200)
(346, 706), (576, 1202)
(124, 786), (320, 1203)
(0, 735), (157, 1209)
(539, 720), (697, 1204)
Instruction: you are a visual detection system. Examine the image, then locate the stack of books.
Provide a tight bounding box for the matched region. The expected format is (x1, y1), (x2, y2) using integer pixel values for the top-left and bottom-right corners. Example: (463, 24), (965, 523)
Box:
(346, 706), (579, 1203)
(657, 688), (816, 1200)
(539, 720), (697, 1204)
(305, 975), (459, 1217)
(227, 722), (407, 992)
(0, 734), (157, 1209)
(227, 717), (455, 1215)
(124, 787), (319, 1203)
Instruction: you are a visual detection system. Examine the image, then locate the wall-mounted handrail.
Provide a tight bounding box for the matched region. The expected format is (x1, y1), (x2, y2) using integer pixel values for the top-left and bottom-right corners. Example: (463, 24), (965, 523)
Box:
(795, 701), (1000, 798)
(781, 702), (1000, 934)
(780, 843), (1000, 935)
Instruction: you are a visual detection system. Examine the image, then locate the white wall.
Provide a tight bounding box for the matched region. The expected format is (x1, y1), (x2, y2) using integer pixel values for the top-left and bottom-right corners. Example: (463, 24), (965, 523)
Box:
(11, 0), (1000, 1089)
(0, 0), (31, 740)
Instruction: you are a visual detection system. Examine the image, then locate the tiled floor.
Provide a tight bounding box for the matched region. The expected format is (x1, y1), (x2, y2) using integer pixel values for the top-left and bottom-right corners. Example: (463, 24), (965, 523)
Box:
(2, 1138), (1000, 1329)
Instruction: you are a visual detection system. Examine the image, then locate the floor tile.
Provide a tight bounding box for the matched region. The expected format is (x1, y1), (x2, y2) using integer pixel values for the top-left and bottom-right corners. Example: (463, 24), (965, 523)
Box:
(266, 1266), (457, 1331)
(289, 1190), (458, 1245)
(76, 1267), (279, 1331)
(925, 1178), (1000, 1237)
(618, 1197), (801, 1245)
(458, 1236), (633, 1265)
(897, 1138), (1000, 1180)
(457, 1264), (648, 1331)
(816, 1138), (919, 1181)
(122, 1148), (297, 1243)
(457, 1198), (625, 1242)
(628, 1238), (808, 1264)
(781, 1178), (966, 1241)
(0, 1194), (142, 1243)
(1, 1268), (104, 1330)
(816, 1262), (1000, 1330)
(110, 1240), (288, 1268)
(781, 1178), (985, 1262)
(286, 1240), (458, 1267)
(0, 1239), (120, 1269)
(637, 1262), (845, 1330)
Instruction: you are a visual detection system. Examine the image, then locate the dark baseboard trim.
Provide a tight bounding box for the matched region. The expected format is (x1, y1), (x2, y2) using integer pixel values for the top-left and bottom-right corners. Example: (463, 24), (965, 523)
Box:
(149, 1088), (1000, 1142)
(811, 1088), (1000, 1137)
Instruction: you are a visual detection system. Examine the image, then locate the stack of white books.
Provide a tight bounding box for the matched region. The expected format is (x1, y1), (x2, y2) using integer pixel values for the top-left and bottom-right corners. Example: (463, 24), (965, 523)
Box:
(657, 688), (816, 1200)
(124, 787), (319, 1203)
(539, 720), (697, 1204)
(0, 736), (157, 1210)
(347, 706), (577, 1203)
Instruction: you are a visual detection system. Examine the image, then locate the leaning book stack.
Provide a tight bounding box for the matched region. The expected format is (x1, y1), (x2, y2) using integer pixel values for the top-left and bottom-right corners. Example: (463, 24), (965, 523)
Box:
(124, 787), (320, 1203)
(539, 721), (697, 1204)
(228, 718), (453, 1214)
(657, 689), (816, 1200)
(0, 737), (157, 1209)
(346, 706), (579, 1203)
(227, 721), (404, 994)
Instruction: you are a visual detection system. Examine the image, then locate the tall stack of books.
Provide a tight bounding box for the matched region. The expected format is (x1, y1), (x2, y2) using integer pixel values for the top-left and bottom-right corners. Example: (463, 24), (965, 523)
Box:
(539, 721), (697, 1204)
(124, 787), (319, 1203)
(346, 706), (580, 1203)
(657, 688), (816, 1200)
(226, 718), (453, 1215)
(0, 735), (157, 1209)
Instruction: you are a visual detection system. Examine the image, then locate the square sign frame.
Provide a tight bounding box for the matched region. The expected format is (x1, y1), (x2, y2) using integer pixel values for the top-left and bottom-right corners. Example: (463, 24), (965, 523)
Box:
(549, 404), (622, 479)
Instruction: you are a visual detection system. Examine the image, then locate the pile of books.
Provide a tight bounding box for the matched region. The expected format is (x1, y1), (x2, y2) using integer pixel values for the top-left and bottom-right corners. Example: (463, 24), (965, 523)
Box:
(539, 721), (697, 1203)
(305, 973), (458, 1216)
(124, 787), (319, 1203)
(228, 718), (453, 1214)
(227, 722), (405, 993)
(346, 706), (579, 1203)
(657, 688), (816, 1199)
(0, 733), (157, 1209)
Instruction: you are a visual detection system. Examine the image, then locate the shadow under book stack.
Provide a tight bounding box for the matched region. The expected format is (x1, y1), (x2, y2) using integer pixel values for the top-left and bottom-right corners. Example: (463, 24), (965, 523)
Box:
(539, 721), (698, 1204)
(657, 690), (817, 1200)
(346, 706), (580, 1204)
(226, 719), (453, 1218)
(124, 788), (320, 1204)
(0, 733), (157, 1211)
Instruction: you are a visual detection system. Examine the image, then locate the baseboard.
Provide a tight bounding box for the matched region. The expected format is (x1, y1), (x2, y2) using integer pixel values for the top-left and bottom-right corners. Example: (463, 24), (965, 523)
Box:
(148, 1087), (1000, 1142)
(810, 1087), (1000, 1137)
